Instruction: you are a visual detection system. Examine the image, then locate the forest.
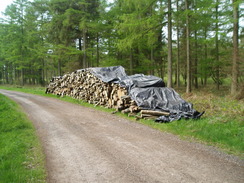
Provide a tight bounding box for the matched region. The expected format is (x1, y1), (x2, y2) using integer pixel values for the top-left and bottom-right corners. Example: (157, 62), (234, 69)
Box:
(0, 0), (243, 95)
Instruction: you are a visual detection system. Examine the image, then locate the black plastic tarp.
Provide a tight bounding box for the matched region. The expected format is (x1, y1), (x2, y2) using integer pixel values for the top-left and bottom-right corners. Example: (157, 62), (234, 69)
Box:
(119, 74), (165, 89)
(89, 66), (165, 88)
(89, 66), (203, 122)
(129, 87), (192, 112)
(89, 66), (127, 83)
(129, 87), (203, 122)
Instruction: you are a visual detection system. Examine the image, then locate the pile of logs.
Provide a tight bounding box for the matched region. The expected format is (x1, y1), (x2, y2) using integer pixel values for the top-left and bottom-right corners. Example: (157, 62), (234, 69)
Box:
(46, 69), (170, 120)
(46, 69), (139, 113)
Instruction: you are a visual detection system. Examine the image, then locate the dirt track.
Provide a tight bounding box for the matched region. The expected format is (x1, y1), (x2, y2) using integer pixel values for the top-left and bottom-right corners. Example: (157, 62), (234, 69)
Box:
(0, 89), (243, 183)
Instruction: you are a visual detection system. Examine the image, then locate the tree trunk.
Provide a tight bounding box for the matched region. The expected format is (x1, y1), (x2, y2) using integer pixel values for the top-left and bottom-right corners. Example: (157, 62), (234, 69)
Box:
(176, 0), (180, 88)
(0, 68), (3, 84)
(96, 33), (100, 67)
(12, 64), (16, 85)
(185, 0), (191, 93)
(204, 28), (208, 86)
(5, 65), (9, 84)
(78, 38), (83, 67)
(167, 0), (172, 88)
(193, 0), (198, 89)
(9, 63), (13, 84)
(215, 0), (220, 90)
(40, 58), (45, 86)
(58, 59), (61, 76)
(194, 31), (198, 89)
(130, 48), (133, 75)
(231, 0), (239, 95)
(151, 47), (155, 75)
(83, 29), (87, 68)
(21, 68), (24, 86)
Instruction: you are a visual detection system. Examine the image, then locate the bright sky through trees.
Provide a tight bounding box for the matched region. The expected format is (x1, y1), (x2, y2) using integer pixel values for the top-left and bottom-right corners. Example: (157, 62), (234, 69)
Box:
(0, 0), (14, 17)
(0, 0), (115, 18)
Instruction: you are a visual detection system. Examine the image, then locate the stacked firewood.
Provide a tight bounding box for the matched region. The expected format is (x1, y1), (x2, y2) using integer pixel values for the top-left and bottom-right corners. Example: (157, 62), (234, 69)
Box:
(46, 69), (171, 120)
(45, 69), (140, 113)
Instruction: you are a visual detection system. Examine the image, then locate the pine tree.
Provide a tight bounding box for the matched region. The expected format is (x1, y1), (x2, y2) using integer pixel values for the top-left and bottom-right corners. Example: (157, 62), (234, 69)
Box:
(231, 0), (239, 95)
(167, 0), (172, 88)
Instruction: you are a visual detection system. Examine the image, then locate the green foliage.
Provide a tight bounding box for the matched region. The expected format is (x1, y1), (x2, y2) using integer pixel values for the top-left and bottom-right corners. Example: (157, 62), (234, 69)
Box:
(0, 0), (242, 91)
(0, 94), (46, 183)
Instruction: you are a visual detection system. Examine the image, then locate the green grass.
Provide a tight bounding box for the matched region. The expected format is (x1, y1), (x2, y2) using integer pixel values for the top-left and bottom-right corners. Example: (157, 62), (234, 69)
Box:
(0, 93), (46, 183)
(138, 117), (243, 156)
(0, 85), (243, 157)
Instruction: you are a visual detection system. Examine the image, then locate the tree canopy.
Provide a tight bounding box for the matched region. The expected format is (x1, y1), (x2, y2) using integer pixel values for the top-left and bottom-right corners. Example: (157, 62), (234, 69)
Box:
(0, 0), (243, 94)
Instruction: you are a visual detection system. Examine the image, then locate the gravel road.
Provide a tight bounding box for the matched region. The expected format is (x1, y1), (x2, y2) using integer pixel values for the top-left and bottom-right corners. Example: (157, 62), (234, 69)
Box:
(0, 89), (243, 183)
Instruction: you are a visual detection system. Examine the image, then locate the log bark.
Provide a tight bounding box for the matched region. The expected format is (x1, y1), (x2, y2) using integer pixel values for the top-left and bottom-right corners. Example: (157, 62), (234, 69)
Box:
(141, 110), (170, 116)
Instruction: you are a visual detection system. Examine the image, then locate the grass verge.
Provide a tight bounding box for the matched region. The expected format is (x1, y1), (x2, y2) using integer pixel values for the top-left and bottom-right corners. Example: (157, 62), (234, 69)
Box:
(0, 93), (46, 183)
(0, 85), (243, 158)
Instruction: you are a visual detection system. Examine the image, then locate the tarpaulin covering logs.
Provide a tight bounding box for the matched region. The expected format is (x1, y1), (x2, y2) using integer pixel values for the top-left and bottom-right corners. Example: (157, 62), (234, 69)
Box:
(89, 66), (203, 122)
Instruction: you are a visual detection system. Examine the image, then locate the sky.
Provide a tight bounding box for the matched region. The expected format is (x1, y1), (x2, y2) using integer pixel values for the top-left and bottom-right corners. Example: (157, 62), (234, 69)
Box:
(0, 0), (14, 17)
(0, 0), (115, 18)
